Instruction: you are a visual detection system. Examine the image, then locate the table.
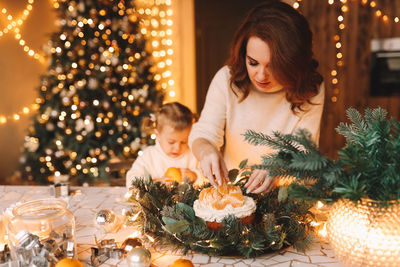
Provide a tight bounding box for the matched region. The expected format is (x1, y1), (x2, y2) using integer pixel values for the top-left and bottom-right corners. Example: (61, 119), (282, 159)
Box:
(0, 186), (342, 267)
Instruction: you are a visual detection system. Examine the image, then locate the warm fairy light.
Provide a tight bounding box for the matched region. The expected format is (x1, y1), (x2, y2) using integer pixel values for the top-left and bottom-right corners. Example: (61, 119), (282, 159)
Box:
(293, 0), (399, 105)
(136, 0), (175, 99)
(370, 1), (376, 8)
(0, 104), (38, 126)
(0, 0), (45, 62)
(319, 223), (327, 238)
(362, 1), (399, 25)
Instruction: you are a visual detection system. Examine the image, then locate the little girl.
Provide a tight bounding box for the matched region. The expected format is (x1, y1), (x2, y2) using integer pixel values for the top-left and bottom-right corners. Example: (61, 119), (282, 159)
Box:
(126, 102), (202, 188)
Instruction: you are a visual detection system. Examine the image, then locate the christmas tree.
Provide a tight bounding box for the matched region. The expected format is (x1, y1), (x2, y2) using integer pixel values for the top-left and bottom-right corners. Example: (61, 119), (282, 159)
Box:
(19, 0), (164, 185)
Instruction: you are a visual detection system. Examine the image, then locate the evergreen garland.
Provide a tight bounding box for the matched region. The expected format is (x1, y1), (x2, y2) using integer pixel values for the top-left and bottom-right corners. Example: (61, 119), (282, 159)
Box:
(125, 172), (314, 258)
(243, 107), (400, 203)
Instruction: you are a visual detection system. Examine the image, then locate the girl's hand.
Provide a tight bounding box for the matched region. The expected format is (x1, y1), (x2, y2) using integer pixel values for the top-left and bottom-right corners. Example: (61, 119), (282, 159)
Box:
(181, 168), (197, 183)
(245, 169), (276, 194)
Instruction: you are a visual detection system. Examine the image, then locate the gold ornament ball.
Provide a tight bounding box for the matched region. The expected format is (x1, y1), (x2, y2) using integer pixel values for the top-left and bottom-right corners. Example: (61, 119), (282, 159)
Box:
(127, 247), (151, 267)
(55, 258), (83, 267)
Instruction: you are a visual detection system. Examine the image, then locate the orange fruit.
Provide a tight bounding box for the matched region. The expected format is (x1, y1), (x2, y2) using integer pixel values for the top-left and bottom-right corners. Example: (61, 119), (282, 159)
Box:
(170, 258), (194, 267)
(164, 167), (182, 182)
(217, 183), (229, 194)
(199, 187), (222, 204)
(55, 258), (83, 267)
(212, 200), (228, 210)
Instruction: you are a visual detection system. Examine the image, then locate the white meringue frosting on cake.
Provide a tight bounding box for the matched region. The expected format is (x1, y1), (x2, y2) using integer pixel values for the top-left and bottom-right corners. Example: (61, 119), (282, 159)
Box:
(193, 196), (256, 223)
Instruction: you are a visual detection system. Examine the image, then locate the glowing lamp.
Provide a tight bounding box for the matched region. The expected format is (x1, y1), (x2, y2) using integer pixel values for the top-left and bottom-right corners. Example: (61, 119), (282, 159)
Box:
(327, 199), (400, 267)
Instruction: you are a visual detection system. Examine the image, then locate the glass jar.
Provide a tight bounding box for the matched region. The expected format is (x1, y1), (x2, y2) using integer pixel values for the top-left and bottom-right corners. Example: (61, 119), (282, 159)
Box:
(7, 198), (76, 265)
(327, 198), (400, 267)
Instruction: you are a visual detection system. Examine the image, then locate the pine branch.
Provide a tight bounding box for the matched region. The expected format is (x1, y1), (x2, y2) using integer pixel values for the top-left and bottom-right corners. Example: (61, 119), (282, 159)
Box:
(243, 130), (300, 152)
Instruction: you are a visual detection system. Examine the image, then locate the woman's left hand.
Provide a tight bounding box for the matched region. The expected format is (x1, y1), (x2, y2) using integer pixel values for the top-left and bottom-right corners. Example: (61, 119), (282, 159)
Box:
(245, 169), (276, 194)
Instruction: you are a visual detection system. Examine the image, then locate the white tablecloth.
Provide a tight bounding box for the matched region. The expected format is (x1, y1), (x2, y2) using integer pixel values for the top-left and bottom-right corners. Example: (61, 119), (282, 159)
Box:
(0, 186), (342, 267)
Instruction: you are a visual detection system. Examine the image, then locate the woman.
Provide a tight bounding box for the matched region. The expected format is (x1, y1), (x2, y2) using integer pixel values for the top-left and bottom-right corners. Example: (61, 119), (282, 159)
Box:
(189, 1), (324, 194)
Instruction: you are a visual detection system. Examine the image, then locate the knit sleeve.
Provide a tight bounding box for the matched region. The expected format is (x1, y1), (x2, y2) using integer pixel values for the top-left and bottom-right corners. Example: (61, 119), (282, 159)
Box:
(189, 67), (229, 149)
(126, 153), (146, 188)
(295, 82), (325, 145)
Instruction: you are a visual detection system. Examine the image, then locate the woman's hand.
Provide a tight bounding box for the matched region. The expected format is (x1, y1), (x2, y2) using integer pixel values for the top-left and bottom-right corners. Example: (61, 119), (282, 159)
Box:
(192, 138), (228, 187)
(245, 169), (276, 194)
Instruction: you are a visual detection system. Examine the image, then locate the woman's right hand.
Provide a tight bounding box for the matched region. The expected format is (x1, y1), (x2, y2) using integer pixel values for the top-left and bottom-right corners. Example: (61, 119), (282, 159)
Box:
(192, 138), (228, 187)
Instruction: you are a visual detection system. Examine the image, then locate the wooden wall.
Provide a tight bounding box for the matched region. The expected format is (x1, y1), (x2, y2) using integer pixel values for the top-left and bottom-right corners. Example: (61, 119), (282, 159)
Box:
(300, 0), (400, 158)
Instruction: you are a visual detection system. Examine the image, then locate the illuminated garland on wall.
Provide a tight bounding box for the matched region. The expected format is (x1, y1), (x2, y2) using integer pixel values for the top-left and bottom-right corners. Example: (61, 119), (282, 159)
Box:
(0, 0), (44, 61)
(0, 0), (42, 125)
(293, 0), (399, 103)
(135, 0), (175, 100)
(0, 0), (175, 125)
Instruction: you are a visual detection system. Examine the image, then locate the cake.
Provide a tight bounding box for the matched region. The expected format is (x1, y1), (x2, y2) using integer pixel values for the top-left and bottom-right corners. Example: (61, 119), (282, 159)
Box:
(193, 183), (256, 230)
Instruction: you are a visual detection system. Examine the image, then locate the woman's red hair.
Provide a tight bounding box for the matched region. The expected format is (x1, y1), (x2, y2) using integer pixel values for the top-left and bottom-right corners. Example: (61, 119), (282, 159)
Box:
(226, 1), (323, 112)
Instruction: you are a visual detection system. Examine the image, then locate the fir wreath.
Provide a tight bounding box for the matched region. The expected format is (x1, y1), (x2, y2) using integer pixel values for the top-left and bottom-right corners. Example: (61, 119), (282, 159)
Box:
(124, 167), (314, 258)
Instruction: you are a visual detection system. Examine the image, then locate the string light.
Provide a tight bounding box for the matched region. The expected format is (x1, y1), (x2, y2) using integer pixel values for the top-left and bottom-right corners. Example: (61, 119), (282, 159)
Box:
(0, 104), (39, 125)
(293, 0), (399, 104)
(293, 0), (344, 103)
(136, 0), (175, 100)
(0, 1), (43, 126)
(361, 0), (400, 24)
(0, 0), (33, 38)
(0, 0), (45, 62)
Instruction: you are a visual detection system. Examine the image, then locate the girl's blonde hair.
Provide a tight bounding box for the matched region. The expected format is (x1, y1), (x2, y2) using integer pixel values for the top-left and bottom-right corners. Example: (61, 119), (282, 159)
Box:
(141, 102), (196, 133)
(156, 102), (196, 131)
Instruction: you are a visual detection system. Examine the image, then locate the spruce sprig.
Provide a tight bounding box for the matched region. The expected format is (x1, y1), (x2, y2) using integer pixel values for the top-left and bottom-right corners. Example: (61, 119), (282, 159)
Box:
(244, 107), (400, 203)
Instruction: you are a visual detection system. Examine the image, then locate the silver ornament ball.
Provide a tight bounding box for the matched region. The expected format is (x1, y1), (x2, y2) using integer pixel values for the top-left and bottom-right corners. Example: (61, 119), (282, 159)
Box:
(127, 247), (151, 267)
(96, 209), (116, 225)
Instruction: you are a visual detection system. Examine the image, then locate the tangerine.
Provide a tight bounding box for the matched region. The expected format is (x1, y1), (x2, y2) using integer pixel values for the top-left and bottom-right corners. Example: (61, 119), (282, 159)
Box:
(164, 167), (182, 182)
(55, 258), (83, 267)
(170, 258), (194, 267)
